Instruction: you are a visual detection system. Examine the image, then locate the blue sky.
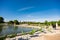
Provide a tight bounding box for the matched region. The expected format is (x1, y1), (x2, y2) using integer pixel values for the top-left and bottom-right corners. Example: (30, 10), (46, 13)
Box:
(0, 0), (60, 22)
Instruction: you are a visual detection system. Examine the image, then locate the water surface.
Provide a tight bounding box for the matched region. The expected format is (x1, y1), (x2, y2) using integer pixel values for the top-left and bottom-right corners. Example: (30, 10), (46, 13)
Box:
(0, 25), (38, 36)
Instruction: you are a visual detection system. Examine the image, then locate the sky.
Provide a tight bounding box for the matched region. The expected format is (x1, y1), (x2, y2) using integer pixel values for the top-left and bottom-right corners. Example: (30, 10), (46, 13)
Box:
(0, 0), (60, 22)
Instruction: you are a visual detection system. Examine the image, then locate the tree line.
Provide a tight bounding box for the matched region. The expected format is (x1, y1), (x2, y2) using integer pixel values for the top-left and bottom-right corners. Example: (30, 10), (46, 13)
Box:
(0, 17), (19, 25)
(0, 16), (60, 26)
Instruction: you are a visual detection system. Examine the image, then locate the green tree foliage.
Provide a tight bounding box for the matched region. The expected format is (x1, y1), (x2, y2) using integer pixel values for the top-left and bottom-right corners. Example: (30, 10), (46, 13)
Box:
(44, 20), (50, 26)
(44, 20), (48, 25)
(0, 17), (4, 23)
(8, 21), (14, 24)
(14, 20), (19, 25)
(50, 21), (56, 25)
(58, 20), (60, 26)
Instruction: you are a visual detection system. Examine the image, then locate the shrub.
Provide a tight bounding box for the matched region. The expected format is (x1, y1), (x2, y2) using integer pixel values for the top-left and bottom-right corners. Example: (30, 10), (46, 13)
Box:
(8, 34), (16, 38)
(21, 31), (26, 35)
(29, 29), (36, 35)
(39, 28), (43, 32)
(0, 36), (7, 40)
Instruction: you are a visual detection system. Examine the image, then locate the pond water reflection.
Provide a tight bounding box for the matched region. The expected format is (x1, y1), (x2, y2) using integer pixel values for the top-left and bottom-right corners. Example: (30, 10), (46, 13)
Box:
(0, 25), (37, 36)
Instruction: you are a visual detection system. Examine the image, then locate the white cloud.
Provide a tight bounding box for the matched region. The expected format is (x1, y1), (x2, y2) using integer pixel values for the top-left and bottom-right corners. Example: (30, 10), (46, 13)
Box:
(18, 7), (34, 11)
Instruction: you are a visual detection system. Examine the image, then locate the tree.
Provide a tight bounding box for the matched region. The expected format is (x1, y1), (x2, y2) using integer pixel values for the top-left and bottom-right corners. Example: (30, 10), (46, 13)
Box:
(0, 17), (4, 23)
(58, 20), (60, 26)
(8, 21), (14, 24)
(44, 20), (48, 26)
(50, 21), (56, 25)
(44, 20), (51, 26)
(14, 20), (19, 25)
